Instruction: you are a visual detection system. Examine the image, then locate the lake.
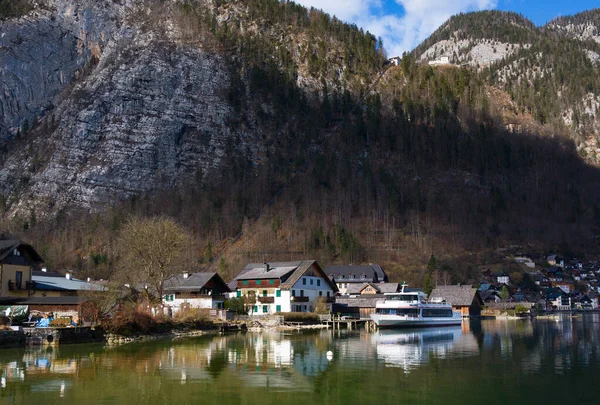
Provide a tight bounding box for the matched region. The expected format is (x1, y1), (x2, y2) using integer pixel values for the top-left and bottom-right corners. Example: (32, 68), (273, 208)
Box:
(1, 314), (600, 405)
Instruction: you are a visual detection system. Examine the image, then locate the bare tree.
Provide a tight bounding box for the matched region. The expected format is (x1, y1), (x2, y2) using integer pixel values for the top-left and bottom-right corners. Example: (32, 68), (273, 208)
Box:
(114, 216), (195, 306)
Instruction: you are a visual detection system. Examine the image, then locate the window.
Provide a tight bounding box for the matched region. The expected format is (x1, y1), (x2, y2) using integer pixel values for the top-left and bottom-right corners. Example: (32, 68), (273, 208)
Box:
(319, 291), (322, 296)
(338, 273), (344, 279)
(15, 271), (22, 289)
(303, 278), (307, 285)
(269, 279), (275, 285)
(422, 309), (454, 318)
(263, 305), (268, 313)
(276, 290), (281, 297)
(292, 290), (296, 297)
(360, 273), (366, 280)
(276, 305), (281, 312)
(263, 290), (267, 297)
(349, 274), (354, 280)
(310, 279), (313, 285)
(376, 308), (419, 316)
(253, 306), (258, 313)
(243, 280), (248, 286)
(256, 280), (261, 285)
(327, 291), (330, 297)
(300, 290), (304, 297)
(387, 294), (419, 302)
(317, 280), (321, 287)
(237, 290), (241, 297)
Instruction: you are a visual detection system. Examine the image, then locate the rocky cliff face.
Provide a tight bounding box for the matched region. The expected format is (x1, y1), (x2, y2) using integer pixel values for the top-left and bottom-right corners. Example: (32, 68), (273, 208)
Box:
(0, 0), (127, 141)
(0, 0), (307, 214)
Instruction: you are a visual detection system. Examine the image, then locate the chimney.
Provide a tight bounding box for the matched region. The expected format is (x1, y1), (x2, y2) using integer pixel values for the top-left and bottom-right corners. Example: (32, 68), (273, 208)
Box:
(183, 272), (189, 279)
(264, 262), (270, 272)
(65, 271), (73, 280)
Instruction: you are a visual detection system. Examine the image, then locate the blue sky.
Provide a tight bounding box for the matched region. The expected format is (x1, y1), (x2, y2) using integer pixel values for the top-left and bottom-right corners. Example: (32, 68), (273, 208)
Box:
(293, 0), (599, 56)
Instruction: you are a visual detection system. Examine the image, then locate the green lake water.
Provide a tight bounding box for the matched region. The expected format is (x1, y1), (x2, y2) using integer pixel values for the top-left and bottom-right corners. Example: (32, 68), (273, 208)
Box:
(1, 314), (600, 405)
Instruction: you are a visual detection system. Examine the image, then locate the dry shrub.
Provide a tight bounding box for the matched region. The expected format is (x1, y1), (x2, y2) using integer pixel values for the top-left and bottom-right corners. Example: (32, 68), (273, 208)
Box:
(173, 306), (214, 330)
(50, 318), (72, 327)
(102, 305), (159, 336)
(281, 312), (320, 324)
(0, 315), (10, 326)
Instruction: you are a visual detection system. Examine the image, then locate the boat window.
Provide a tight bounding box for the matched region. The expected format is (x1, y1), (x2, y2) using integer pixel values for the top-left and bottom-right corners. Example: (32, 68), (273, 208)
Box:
(387, 294), (419, 301)
(422, 309), (454, 318)
(376, 308), (419, 316)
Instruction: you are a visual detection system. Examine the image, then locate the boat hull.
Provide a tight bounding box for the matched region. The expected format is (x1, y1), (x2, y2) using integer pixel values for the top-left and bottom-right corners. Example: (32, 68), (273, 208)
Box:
(370, 315), (462, 328)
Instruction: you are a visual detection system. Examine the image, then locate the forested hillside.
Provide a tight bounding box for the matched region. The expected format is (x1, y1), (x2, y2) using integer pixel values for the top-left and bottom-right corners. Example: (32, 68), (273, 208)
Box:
(2, 2), (600, 285)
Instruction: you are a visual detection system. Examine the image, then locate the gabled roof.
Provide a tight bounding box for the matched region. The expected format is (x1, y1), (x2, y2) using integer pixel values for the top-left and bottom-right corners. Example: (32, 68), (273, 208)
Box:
(0, 240), (44, 263)
(346, 282), (399, 295)
(325, 264), (388, 283)
(230, 260), (338, 292)
(163, 272), (230, 293)
(429, 285), (483, 307)
(228, 261), (302, 290)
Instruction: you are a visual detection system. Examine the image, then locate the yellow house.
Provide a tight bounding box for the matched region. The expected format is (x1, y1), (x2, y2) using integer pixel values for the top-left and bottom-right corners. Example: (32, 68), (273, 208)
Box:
(0, 239), (44, 298)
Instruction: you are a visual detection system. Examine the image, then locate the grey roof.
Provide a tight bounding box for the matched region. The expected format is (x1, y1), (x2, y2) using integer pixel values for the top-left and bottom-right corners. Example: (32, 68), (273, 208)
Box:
(346, 282), (399, 295)
(325, 264), (388, 283)
(163, 272), (230, 292)
(429, 285), (482, 307)
(227, 261), (303, 290)
(0, 296), (87, 306)
(32, 274), (106, 292)
(229, 260), (338, 292)
(335, 296), (384, 308)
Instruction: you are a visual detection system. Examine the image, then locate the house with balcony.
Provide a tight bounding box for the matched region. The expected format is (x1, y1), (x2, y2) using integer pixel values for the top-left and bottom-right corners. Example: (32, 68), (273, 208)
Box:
(229, 261), (338, 315)
(0, 239), (43, 299)
(325, 264), (388, 295)
(162, 272), (230, 313)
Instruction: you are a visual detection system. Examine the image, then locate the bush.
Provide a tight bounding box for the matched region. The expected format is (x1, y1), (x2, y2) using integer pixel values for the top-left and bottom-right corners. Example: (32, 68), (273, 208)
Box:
(281, 312), (320, 324)
(0, 315), (10, 326)
(515, 304), (529, 314)
(174, 307), (210, 324)
(102, 306), (158, 336)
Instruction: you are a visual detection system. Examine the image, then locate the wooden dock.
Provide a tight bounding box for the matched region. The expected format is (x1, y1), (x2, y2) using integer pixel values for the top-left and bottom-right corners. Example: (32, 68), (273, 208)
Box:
(321, 315), (377, 331)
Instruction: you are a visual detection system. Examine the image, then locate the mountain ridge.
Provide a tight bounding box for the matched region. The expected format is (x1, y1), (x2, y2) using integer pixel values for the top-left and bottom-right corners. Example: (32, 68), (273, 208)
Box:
(1, 2), (600, 284)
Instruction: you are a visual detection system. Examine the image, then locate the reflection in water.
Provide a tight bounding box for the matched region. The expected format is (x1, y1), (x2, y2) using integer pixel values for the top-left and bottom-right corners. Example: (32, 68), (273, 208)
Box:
(1, 315), (600, 404)
(371, 327), (479, 372)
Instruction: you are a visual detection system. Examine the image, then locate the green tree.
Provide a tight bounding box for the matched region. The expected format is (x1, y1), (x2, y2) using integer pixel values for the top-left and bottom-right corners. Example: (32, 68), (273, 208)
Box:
(224, 297), (247, 315)
(500, 285), (510, 301)
(423, 255), (437, 296)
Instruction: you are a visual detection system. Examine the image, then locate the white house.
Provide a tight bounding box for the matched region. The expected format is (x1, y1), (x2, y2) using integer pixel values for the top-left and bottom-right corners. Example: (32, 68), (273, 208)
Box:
(325, 264), (388, 295)
(428, 56), (450, 66)
(162, 272), (230, 313)
(229, 261), (338, 315)
(495, 272), (510, 285)
(388, 56), (401, 66)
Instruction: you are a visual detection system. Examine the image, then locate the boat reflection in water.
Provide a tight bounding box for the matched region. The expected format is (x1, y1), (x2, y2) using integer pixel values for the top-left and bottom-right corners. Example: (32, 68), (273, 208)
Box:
(371, 326), (479, 372)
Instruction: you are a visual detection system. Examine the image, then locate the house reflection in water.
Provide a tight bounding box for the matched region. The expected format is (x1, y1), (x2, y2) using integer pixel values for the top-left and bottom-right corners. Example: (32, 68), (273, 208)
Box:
(1, 348), (77, 397)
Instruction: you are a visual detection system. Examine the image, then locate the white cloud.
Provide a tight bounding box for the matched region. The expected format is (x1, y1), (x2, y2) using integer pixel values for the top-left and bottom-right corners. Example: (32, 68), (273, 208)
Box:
(292, 0), (498, 56)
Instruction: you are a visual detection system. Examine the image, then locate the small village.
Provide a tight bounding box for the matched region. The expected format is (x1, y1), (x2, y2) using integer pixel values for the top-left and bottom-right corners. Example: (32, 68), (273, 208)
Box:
(2, 238), (599, 346)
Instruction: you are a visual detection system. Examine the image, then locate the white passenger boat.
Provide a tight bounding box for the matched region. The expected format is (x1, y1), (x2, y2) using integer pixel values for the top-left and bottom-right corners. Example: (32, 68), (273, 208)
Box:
(370, 284), (462, 328)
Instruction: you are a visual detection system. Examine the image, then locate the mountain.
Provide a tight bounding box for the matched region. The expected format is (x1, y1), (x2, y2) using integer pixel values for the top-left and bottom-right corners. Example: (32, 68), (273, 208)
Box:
(0, 0), (383, 213)
(2, 2), (600, 284)
(415, 10), (600, 156)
